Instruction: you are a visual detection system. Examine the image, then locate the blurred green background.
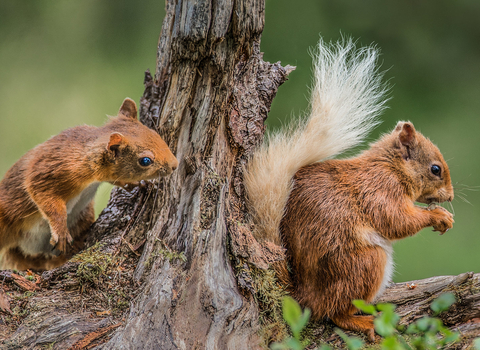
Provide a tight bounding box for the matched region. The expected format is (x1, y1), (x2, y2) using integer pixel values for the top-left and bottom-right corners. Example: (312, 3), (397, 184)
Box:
(1, 0), (479, 282)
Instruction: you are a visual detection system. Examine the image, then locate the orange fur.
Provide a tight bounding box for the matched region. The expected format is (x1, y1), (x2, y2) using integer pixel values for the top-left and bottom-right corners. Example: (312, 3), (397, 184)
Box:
(0, 98), (178, 271)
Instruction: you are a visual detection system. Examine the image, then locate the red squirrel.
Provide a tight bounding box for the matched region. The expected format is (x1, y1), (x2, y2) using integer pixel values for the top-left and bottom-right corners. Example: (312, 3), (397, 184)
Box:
(244, 39), (454, 341)
(0, 98), (178, 271)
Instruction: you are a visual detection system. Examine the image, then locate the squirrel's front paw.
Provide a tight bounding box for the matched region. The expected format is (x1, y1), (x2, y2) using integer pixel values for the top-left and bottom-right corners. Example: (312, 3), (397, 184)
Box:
(50, 231), (73, 253)
(49, 232), (59, 247)
(431, 207), (454, 234)
(54, 236), (68, 253)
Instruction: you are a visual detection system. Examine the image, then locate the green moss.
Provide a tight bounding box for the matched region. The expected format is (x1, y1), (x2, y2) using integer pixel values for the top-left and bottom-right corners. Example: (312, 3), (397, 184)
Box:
(13, 291), (35, 300)
(249, 265), (290, 346)
(144, 238), (187, 269)
(71, 242), (116, 283)
(158, 248), (187, 262)
(11, 306), (28, 317)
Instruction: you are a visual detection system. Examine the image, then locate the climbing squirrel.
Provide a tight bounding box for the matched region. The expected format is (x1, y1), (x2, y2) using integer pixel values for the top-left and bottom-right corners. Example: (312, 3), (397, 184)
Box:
(0, 98), (178, 271)
(244, 39), (454, 341)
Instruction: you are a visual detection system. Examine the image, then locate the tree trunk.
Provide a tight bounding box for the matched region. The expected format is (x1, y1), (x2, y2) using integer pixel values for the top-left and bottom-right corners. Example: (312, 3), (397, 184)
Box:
(99, 0), (292, 348)
(0, 1), (479, 349)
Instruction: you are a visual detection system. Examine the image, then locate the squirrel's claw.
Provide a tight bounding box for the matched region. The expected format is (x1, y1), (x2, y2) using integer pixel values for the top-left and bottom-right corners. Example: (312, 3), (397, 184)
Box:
(50, 231), (73, 254)
(122, 180), (148, 192)
(432, 228), (450, 235)
(366, 328), (376, 343)
(440, 228), (450, 235)
(49, 232), (59, 247)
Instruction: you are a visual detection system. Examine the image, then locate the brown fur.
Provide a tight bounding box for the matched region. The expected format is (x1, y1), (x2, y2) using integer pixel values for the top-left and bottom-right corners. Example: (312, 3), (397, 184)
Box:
(0, 98), (178, 271)
(279, 122), (454, 340)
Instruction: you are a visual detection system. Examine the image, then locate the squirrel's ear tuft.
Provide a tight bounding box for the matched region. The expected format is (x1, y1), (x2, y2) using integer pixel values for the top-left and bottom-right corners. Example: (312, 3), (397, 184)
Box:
(107, 132), (126, 156)
(118, 98), (138, 119)
(397, 121), (416, 147)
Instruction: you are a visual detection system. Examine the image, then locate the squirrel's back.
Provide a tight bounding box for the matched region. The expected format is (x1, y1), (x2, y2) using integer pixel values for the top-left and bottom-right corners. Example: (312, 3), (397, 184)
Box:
(244, 39), (389, 244)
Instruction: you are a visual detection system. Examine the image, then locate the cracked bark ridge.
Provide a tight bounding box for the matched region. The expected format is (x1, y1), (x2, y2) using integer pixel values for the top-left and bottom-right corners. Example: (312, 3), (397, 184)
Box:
(228, 42), (295, 152)
(2, 291), (116, 349)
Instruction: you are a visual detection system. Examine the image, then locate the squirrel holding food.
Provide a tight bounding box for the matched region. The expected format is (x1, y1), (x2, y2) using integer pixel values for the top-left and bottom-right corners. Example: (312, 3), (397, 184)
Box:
(244, 39), (454, 341)
(0, 98), (178, 271)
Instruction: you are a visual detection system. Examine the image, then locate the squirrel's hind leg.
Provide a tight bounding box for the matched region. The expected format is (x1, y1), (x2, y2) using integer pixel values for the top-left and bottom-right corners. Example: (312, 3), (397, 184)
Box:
(328, 245), (387, 342)
(330, 313), (375, 342)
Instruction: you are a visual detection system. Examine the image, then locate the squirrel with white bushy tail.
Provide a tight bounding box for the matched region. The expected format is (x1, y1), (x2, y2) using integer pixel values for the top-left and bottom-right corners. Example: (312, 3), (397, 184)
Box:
(244, 38), (454, 341)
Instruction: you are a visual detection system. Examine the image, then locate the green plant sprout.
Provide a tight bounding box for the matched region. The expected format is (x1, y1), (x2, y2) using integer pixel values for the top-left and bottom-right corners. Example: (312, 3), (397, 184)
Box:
(270, 296), (311, 350)
(271, 293), (464, 350)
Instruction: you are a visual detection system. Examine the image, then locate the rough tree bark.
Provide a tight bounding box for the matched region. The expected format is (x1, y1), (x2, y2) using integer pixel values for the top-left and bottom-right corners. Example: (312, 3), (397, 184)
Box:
(1, 0), (479, 349)
(98, 0), (294, 348)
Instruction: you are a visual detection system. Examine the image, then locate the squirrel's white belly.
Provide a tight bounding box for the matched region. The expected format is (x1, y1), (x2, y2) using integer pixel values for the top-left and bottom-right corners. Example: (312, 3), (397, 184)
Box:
(358, 227), (394, 298)
(20, 182), (100, 256)
(377, 241), (394, 298)
(20, 219), (52, 256)
(66, 182), (100, 221)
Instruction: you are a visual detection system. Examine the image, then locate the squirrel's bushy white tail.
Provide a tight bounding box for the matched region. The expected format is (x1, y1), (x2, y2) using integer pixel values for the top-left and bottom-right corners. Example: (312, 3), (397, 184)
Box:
(244, 38), (389, 244)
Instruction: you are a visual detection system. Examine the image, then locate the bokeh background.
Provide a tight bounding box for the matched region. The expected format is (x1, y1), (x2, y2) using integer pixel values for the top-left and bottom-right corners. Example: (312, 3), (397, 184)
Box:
(1, 0), (479, 282)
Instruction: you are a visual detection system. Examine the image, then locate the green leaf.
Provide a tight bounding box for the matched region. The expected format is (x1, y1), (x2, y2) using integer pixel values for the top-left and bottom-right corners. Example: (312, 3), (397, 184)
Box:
(281, 296), (311, 340)
(290, 308), (311, 338)
(284, 337), (304, 350)
(375, 317), (396, 338)
(396, 335), (414, 350)
(282, 296), (302, 330)
(335, 329), (364, 350)
(411, 336), (423, 349)
(474, 337), (480, 350)
(381, 335), (406, 350)
(347, 337), (364, 350)
(270, 342), (289, 350)
(374, 303), (399, 337)
(270, 338), (304, 350)
(353, 299), (377, 315)
(422, 332), (438, 349)
(430, 293), (456, 314)
(406, 323), (418, 334)
(415, 317), (431, 332)
(377, 303), (397, 314)
(413, 316), (445, 340)
(443, 331), (460, 344)
(426, 317), (442, 334)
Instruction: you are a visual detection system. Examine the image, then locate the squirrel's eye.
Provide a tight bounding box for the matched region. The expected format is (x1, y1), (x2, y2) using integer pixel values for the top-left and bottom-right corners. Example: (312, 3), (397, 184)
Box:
(431, 164), (441, 176)
(139, 157), (153, 167)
